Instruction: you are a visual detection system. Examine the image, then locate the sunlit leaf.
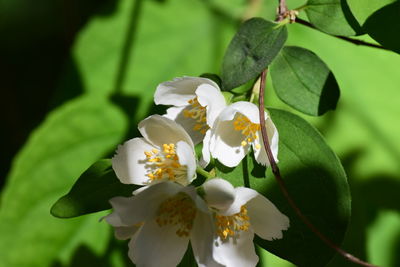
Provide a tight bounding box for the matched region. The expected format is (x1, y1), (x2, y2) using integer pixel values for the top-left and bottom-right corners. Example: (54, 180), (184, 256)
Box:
(221, 18), (287, 90)
(346, 0), (395, 26)
(0, 96), (127, 267)
(51, 159), (138, 218)
(270, 46), (340, 116)
(215, 108), (350, 267)
(305, 0), (356, 36)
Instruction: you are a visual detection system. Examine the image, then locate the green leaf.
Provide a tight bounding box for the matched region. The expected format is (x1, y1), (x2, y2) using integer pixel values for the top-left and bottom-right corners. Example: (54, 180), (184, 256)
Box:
(270, 46), (340, 116)
(215, 108), (351, 267)
(346, 0), (395, 26)
(0, 96), (127, 267)
(363, 1), (400, 54)
(305, 0), (357, 36)
(51, 159), (139, 218)
(221, 18), (287, 90)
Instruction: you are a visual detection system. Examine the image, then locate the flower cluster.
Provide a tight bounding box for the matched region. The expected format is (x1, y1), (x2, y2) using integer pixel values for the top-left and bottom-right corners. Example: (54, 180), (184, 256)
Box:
(106, 77), (288, 267)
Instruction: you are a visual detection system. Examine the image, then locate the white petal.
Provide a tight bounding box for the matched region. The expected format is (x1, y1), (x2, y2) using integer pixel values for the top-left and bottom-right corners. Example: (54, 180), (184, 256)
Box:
(109, 182), (182, 226)
(112, 138), (154, 185)
(191, 211), (223, 267)
(223, 187), (258, 216)
(129, 219), (189, 267)
(226, 101), (260, 124)
(114, 225), (140, 240)
(196, 84), (226, 127)
(203, 178), (235, 211)
(253, 116), (279, 166)
(176, 141), (197, 185)
(199, 129), (211, 168)
(154, 76), (219, 106)
(210, 119), (249, 168)
(247, 194), (289, 241)
(212, 230), (258, 267)
(164, 106), (205, 145)
(138, 115), (194, 149)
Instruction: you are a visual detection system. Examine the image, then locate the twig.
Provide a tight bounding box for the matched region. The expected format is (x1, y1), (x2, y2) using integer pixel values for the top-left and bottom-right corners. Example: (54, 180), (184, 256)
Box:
(296, 18), (390, 51)
(258, 69), (379, 267)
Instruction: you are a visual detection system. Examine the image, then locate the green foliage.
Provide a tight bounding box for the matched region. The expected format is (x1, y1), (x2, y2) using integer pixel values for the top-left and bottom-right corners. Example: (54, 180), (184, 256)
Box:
(270, 46), (340, 116)
(305, 0), (357, 36)
(51, 159), (139, 218)
(346, 0), (395, 26)
(216, 109), (350, 267)
(221, 18), (287, 90)
(363, 1), (400, 54)
(0, 97), (126, 267)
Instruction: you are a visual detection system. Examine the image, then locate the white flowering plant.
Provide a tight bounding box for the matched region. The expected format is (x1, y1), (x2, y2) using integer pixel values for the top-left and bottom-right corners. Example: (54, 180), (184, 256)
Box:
(47, 1), (395, 266)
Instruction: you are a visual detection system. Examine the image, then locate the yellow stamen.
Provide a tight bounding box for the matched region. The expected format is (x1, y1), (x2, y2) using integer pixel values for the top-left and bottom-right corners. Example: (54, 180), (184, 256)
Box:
(156, 193), (197, 237)
(183, 97), (209, 134)
(233, 115), (261, 149)
(143, 143), (187, 184)
(215, 206), (250, 240)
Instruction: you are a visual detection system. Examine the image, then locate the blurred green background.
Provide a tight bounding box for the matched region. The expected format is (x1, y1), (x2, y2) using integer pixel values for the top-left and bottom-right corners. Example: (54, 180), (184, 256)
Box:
(1, 0), (399, 266)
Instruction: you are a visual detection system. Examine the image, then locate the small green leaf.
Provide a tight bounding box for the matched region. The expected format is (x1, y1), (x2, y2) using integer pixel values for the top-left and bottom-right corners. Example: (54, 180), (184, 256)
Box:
(363, 1), (400, 54)
(51, 159), (139, 218)
(305, 0), (357, 36)
(270, 46), (340, 116)
(221, 18), (287, 90)
(215, 108), (350, 267)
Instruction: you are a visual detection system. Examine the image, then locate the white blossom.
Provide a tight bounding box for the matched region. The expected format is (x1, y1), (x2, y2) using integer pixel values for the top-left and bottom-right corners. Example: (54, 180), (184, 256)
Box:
(203, 178), (290, 267)
(105, 182), (221, 267)
(154, 76), (226, 145)
(112, 115), (196, 186)
(207, 101), (278, 167)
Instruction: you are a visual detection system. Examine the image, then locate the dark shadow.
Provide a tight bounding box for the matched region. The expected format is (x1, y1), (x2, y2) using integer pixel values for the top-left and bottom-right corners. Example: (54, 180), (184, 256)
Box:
(318, 72), (340, 115)
(0, 0), (121, 186)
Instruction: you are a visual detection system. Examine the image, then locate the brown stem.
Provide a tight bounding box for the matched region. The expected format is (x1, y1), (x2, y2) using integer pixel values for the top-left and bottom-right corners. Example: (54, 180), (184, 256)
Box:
(277, 0), (288, 21)
(295, 18), (390, 51)
(258, 69), (379, 267)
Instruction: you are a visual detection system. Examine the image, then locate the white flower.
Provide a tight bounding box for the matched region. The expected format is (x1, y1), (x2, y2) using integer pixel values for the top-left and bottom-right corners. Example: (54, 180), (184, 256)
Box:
(154, 76), (226, 145)
(112, 115), (196, 186)
(105, 182), (221, 267)
(202, 178), (290, 267)
(208, 101), (278, 168)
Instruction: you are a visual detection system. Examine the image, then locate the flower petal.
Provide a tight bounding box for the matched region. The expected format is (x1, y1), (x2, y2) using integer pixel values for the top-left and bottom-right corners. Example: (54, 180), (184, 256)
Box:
(223, 187), (258, 216)
(129, 219), (189, 267)
(176, 141), (197, 185)
(253, 116), (279, 166)
(203, 178), (235, 211)
(112, 137), (154, 185)
(164, 106), (205, 145)
(191, 211), (222, 267)
(196, 84), (226, 127)
(200, 129), (212, 168)
(247, 194), (289, 241)
(114, 225), (140, 240)
(109, 182), (183, 226)
(138, 115), (194, 149)
(224, 101), (260, 124)
(212, 230), (258, 267)
(154, 76), (219, 106)
(210, 119), (249, 167)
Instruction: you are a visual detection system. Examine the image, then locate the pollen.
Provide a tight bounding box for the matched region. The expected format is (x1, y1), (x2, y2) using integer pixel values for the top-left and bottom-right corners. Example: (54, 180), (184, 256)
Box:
(156, 193), (197, 237)
(233, 114), (261, 149)
(144, 143), (187, 184)
(215, 206), (250, 240)
(183, 97), (209, 134)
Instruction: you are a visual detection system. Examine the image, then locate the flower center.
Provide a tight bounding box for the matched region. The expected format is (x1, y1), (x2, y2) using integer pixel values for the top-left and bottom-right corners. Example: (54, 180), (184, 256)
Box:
(144, 143), (187, 184)
(233, 114), (261, 149)
(215, 206), (250, 240)
(156, 192), (197, 237)
(183, 97), (209, 134)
